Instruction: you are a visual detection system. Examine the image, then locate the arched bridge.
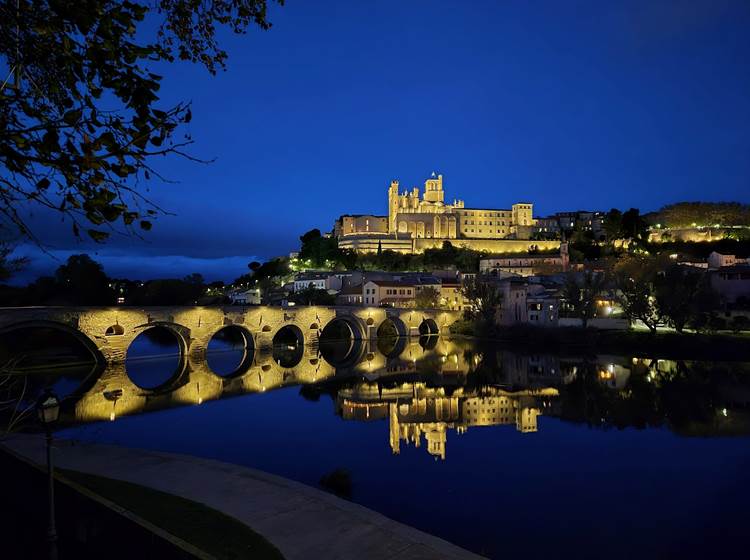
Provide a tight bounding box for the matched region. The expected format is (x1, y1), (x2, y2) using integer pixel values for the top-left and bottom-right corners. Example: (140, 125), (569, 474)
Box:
(0, 305), (461, 364)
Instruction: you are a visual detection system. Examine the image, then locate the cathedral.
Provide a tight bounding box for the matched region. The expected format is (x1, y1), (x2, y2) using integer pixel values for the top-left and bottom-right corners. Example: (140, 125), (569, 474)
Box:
(334, 173), (559, 254)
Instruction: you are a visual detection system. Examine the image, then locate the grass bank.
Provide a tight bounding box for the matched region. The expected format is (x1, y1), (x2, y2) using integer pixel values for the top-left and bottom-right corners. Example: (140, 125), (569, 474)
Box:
(60, 469), (284, 560)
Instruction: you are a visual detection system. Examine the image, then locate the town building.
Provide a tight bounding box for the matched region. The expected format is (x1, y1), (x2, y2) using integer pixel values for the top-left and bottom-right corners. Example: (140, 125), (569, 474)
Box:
(336, 284), (364, 306)
(362, 280), (416, 307)
(438, 280), (468, 311)
(708, 251), (748, 270)
(550, 210), (606, 239)
(526, 287), (560, 327)
(710, 265), (750, 304)
(334, 173), (560, 254)
(494, 278), (530, 326)
(532, 217), (561, 239)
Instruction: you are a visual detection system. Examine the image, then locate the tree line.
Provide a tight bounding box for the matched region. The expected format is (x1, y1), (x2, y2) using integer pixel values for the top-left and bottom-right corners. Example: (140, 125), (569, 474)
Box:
(0, 253), (224, 306)
(647, 202), (750, 229)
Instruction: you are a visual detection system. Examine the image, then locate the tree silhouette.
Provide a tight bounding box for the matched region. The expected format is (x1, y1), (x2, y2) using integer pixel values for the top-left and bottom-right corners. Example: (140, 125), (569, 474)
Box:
(0, 1), (281, 242)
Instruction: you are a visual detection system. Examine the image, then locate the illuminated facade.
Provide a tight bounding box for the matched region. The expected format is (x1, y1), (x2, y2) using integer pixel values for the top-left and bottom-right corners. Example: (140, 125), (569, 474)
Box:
(335, 173), (560, 254)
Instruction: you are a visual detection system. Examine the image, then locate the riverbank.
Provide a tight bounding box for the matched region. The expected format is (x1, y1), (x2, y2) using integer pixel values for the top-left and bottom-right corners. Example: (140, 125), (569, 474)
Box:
(2, 434), (485, 560)
(450, 324), (750, 360)
(61, 469), (283, 559)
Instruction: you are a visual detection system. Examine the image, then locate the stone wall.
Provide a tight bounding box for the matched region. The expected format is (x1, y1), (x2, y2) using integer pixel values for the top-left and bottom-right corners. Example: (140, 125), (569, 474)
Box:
(414, 238), (560, 254)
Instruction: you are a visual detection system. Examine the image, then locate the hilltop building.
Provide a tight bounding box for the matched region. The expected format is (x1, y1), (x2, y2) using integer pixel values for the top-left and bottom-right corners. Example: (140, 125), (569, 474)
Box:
(334, 173), (560, 254)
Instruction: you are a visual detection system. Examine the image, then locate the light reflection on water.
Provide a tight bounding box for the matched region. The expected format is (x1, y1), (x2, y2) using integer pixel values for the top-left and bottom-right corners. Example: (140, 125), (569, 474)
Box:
(6, 336), (750, 559)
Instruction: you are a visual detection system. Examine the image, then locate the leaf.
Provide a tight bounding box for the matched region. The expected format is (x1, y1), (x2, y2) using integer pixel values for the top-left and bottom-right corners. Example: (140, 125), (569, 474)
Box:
(36, 178), (51, 190)
(139, 220), (152, 231)
(88, 229), (110, 242)
(63, 108), (83, 126)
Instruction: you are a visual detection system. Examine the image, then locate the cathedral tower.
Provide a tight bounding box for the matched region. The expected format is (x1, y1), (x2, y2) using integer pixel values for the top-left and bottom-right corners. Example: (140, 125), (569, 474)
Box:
(423, 172), (444, 204)
(388, 180), (399, 233)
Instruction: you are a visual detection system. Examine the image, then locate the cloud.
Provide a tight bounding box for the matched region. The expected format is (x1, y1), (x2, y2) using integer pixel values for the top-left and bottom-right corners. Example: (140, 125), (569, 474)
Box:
(8, 244), (262, 286)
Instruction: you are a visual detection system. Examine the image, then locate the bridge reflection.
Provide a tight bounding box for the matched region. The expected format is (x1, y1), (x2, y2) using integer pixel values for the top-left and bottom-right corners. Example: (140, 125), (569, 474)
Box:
(63, 337), (488, 425)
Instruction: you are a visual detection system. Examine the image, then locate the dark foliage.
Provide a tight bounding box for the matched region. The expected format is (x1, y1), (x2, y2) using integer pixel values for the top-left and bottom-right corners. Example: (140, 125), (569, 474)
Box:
(1, 0), (281, 242)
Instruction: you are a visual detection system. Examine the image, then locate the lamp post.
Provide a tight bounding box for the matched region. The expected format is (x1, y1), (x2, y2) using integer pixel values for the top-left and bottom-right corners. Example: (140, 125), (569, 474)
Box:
(36, 389), (60, 560)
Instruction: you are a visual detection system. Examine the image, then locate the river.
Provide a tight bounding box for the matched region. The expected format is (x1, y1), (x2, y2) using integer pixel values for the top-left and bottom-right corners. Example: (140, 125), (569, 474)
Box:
(3, 329), (750, 559)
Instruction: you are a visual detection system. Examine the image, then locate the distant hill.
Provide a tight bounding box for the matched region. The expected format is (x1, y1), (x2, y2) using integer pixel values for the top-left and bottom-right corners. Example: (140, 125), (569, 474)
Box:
(645, 202), (750, 228)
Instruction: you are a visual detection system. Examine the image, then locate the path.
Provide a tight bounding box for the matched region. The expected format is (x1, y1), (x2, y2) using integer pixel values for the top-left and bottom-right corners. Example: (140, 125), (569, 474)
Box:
(3, 435), (485, 560)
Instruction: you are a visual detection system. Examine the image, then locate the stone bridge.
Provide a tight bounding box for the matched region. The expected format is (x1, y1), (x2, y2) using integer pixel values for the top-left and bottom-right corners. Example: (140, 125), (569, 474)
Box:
(0, 305), (461, 365)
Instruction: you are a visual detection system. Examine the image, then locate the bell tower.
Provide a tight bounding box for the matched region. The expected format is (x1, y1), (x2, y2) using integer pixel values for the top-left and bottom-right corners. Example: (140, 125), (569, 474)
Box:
(388, 180), (399, 233)
(423, 172), (444, 203)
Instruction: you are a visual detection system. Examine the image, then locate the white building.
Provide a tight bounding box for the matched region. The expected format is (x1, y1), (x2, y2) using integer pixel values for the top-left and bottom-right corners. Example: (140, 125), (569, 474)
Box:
(292, 272), (348, 293)
(229, 288), (261, 305)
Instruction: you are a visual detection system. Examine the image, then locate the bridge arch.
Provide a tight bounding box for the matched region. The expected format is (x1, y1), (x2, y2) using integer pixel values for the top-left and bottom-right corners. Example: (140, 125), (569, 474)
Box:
(376, 316), (408, 338)
(206, 325), (255, 379)
(419, 318), (440, 336)
(125, 324), (188, 391)
(272, 324), (304, 368)
(0, 320), (104, 366)
(320, 315), (366, 343)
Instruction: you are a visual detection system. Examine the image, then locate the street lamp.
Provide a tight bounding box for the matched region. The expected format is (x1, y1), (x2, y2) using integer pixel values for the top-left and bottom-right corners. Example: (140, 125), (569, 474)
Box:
(36, 389), (60, 560)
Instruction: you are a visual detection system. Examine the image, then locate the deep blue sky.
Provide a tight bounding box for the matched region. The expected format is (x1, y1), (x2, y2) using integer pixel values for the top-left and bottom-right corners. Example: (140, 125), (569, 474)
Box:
(11, 0), (750, 283)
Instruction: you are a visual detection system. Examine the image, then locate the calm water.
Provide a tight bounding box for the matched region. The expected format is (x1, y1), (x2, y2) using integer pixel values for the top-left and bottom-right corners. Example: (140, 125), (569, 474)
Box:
(6, 330), (750, 559)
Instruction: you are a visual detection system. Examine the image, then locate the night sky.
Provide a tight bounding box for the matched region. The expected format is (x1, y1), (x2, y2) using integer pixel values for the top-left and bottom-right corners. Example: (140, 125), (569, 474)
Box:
(11, 0), (750, 284)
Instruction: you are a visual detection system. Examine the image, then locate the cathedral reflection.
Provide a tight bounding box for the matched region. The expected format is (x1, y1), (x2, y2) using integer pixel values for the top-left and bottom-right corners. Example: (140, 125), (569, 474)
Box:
(337, 382), (559, 460)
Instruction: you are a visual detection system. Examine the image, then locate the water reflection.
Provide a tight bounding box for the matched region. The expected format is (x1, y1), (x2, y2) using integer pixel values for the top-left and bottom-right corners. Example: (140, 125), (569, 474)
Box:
(4, 336), (750, 448)
(335, 383), (557, 459)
